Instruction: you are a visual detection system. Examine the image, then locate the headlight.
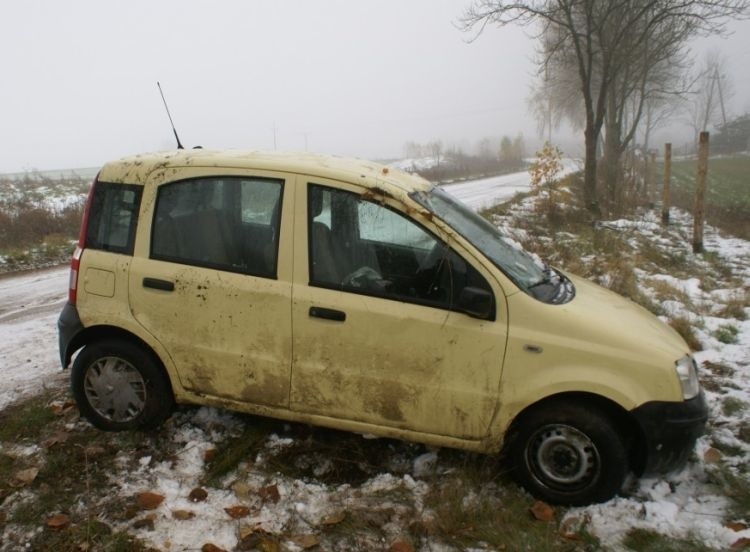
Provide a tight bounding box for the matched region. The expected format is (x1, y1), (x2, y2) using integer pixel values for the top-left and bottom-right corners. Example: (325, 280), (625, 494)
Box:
(675, 356), (700, 399)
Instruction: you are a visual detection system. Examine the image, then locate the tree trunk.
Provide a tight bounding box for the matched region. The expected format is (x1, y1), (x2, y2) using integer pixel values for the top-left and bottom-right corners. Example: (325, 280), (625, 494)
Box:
(583, 127), (600, 214)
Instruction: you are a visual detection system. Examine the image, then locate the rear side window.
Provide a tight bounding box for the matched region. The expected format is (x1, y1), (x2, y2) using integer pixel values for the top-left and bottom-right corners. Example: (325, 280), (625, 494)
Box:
(85, 182), (142, 254)
(150, 176), (283, 278)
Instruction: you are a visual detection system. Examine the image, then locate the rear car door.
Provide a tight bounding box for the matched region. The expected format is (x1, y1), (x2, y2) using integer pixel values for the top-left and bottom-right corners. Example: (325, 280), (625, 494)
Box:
(128, 169), (294, 407)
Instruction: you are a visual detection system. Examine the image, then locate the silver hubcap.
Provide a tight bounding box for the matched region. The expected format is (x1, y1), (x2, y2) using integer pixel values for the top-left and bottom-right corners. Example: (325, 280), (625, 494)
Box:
(84, 356), (147, 423)
(527, 424), (599, 490)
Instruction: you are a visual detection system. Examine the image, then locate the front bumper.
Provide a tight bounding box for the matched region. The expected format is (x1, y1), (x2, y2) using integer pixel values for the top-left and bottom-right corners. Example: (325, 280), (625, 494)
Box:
(630, 390), (709, 474)
(57, 302), (84, 368)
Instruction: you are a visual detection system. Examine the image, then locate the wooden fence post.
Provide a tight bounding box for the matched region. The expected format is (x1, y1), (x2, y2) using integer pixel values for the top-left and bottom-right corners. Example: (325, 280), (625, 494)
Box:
(661, 143), (671, 224)
(692, 132), (709, 253)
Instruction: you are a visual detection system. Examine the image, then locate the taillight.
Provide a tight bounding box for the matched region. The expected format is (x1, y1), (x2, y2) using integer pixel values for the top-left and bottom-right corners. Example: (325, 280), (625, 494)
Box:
(69, 174), (98, 305)
(68, 246), (82, 305)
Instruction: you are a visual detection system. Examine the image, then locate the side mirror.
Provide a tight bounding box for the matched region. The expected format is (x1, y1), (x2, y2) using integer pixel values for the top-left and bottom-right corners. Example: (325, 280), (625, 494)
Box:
(457, 287), (494, 320)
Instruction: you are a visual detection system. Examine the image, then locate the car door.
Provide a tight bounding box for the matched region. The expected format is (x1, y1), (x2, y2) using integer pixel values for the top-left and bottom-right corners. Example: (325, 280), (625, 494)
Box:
(290, 179), (508, 440)
(128, 168), (294, 407)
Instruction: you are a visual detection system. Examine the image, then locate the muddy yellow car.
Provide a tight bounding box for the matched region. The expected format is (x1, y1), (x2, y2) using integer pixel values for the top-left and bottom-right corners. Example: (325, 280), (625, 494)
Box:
(58, 150), (707, 505)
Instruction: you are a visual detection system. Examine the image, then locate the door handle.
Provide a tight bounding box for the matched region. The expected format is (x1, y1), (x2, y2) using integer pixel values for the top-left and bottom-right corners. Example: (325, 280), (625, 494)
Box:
(309, 306), (346, 322)
(143, 277), (175, 292)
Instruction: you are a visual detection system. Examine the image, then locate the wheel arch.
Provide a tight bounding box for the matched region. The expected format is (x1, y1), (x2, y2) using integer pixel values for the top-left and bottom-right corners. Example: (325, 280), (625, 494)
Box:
(502, 391), (646, 473)
(65, 325), (175, 394)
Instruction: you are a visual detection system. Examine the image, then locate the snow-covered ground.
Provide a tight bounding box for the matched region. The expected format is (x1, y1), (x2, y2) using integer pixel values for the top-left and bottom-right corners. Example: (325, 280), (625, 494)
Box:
(1, 166), (749, 550)
(0, 267), (68, 409)
(443, 158), (580, 210)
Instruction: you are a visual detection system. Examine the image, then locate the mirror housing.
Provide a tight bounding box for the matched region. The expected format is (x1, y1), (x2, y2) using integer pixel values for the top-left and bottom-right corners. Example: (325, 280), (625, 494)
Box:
(457, 287), (494, 320)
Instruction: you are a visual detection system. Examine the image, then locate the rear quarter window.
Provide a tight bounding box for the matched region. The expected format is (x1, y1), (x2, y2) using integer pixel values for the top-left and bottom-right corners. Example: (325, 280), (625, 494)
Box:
(85, 182), (142, 255)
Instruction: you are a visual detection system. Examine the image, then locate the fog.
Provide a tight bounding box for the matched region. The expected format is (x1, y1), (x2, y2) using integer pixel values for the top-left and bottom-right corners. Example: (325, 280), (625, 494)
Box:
(1, 1), (748, 173)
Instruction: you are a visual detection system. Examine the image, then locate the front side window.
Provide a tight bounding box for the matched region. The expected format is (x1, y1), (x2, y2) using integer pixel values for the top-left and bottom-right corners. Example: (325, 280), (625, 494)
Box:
(85, 182), (142, 255)
(308, 184), (493, 313)
(151, 176), (283, 277)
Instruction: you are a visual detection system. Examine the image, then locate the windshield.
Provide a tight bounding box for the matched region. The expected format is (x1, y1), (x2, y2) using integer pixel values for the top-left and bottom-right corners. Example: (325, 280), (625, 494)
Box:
(410, 186), (547, 291)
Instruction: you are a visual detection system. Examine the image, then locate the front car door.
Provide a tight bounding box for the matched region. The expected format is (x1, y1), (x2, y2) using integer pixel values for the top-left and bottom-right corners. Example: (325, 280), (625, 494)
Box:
(290, 179), (508, 440)
(128, 169), (294, 407)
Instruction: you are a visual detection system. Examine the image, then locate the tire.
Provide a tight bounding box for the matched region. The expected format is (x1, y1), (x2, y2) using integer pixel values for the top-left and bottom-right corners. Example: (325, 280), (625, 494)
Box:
(506, 401), (629, 506)
(71, 339), (174, 431)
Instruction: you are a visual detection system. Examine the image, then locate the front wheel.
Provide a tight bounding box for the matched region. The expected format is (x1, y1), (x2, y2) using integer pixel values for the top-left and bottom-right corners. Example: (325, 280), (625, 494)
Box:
(506, 401), (629, 505)
(71, 339), (174, 431)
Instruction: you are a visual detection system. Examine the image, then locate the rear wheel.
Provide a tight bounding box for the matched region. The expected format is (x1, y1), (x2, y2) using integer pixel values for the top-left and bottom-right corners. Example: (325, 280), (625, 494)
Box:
(507, 401), (629, 505)
(71, 339), (174, 431)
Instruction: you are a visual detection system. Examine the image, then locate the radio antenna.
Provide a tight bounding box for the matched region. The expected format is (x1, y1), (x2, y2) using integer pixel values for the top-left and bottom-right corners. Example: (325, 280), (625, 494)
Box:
(157, 81), (184, 150)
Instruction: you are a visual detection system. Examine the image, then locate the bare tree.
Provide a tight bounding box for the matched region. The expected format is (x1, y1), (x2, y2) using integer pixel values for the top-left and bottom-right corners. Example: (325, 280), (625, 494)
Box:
(461, 0), (750, 213)
(686, 51), (735, 146)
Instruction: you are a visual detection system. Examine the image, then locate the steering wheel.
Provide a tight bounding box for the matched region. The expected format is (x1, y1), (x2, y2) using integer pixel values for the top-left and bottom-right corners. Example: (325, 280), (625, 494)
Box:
(342, 266), (385, 290)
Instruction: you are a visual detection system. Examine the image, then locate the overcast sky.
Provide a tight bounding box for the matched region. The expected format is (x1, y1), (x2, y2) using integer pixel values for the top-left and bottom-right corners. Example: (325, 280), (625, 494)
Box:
(1, 1), (748, 173)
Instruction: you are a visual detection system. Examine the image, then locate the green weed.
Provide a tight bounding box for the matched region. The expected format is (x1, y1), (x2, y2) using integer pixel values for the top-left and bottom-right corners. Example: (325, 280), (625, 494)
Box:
(713, 324), (739, 344)
(622, 528), (707, 551)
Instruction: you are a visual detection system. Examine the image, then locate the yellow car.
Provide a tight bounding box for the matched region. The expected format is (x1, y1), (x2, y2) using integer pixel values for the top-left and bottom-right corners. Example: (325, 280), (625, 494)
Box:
(58, 150), (707, 505)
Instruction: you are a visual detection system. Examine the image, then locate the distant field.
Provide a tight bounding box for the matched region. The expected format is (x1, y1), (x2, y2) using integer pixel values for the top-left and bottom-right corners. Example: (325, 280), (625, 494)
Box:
(0, 174), (89, 273)
(666, 154), (750, 239)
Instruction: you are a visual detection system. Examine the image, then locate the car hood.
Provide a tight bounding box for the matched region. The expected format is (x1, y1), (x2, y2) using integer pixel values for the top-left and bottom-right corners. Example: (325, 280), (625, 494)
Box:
(507, 271), (690, 369)
(563, 272), (689, 360)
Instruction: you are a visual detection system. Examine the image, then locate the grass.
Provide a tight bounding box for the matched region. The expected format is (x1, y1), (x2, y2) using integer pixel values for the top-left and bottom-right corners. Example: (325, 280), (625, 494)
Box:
(705, 465), (750, 519)
(0, 391), (57, 441)
(668, 317), (703, 351)
(0, 390), (151, 551)
(0, 174), (87, 272)
(713, 324), (739, 344)
(722, 397), (748, 417)
(666, 155), (750, 239)
(420, 475), (598, 550)
(201, 416), (272, 487)
(716, 294), (748, 320)
(622, 528), (708, 551)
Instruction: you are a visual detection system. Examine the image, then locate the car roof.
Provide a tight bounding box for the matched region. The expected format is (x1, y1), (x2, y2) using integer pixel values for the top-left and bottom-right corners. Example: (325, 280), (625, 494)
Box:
(98, 149), (433, 201)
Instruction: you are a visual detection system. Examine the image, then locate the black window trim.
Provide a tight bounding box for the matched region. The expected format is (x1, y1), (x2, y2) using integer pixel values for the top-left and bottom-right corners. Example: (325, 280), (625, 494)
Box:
(149, 175), (285, 279)
(306, 182), (496, 320)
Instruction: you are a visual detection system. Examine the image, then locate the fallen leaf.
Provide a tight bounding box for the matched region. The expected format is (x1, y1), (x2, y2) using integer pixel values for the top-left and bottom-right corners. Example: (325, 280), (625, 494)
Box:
(290, 534), (319, 549)
(0, 511), (6, 524)
(189, 487), (208, 502)
(259, 484), (280, 503)
(42, 431), (69, 448)
(233, 482), (252, 500)
(704, 447), (722, 463)
(731, 538), (750, 550)
(203, 448), (217, 462)
(201, 544), (226, 552)
(12, 467), (39, 487)
(239, 525), (257, 541)
(559, 516), (583, 540)
(257, 541), (279, 552)
(136, 492), (165, 510)
(49, 403), (64, 416)
(84, 445), (106, 457)
(238, 528), (279, 551)
(172, 509), (195, 521)
(530, 500), (555, 522)
(388, 540), (415, 552)
(133, 514), (156, 531)
(320, 511), (346, 526)
(123, 505), (139, 520)
(726, 521), (748, 532)
(225, 505), (251, 519)
(46, 513), (70, 531)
